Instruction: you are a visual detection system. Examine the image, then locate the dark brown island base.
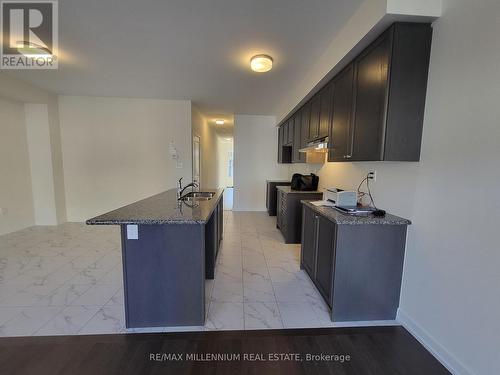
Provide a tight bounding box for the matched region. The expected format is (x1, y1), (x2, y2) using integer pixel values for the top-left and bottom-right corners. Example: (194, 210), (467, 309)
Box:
(86, 188), (224, 329)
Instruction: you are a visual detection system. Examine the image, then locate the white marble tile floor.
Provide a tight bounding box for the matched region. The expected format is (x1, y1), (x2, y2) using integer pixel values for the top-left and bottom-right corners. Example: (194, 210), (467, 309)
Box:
(0, 212), (396, 336)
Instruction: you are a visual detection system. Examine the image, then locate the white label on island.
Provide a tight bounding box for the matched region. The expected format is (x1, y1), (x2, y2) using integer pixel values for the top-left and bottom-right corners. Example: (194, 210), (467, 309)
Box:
(127, 225), (138, 240)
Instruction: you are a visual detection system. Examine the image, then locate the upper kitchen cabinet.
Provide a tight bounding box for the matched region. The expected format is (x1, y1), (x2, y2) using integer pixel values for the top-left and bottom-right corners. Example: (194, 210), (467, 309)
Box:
(292, 111), (305, 163)
(301, 101), (311, 149)
(286, 118), (294, 145)
(348, 22), (432, 161)
(279, 22), (432, 164)
(328, 63), (354, 162)
(319, 82), (333, 140)
(307, 84), (333, 142)
(277, 125), (283, 163)
(308, 94), (321, 141)
(281, 122), (287, 145)
(282, 121), (289, 145)
(278, 124), (291, 163)
(350, 32), (390, 161)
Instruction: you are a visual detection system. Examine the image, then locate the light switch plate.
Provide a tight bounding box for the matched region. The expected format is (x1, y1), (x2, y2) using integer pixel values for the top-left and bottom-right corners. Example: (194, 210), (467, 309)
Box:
(126, 225), (138, 240)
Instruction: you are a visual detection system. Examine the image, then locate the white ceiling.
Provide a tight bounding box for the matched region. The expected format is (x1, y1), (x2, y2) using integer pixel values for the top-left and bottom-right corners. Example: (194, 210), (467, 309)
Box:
(7, 0), (363, 117)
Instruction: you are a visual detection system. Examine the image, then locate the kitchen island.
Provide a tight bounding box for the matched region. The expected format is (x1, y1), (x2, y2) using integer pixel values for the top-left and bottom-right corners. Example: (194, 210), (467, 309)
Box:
(87, 188), (224, 328)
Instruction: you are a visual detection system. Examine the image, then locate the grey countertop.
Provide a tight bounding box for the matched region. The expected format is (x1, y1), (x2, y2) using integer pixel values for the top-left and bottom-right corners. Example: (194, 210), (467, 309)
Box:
(266, 179), (291, 183)
(277, 186), (323, 194)
(86, 188), (224, 225)
(302, 201), (411, 225)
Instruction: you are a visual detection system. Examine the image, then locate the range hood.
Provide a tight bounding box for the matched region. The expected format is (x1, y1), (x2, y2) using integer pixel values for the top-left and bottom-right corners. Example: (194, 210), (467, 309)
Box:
(299, 137), (329, 153)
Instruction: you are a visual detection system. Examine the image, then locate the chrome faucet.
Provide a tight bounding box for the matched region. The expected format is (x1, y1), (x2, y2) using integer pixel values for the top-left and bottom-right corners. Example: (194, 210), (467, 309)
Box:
(177, 177), (199, 199)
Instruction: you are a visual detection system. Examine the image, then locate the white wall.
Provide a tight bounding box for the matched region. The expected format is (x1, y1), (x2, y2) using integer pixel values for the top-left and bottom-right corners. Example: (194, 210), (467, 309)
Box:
(233, 115), (289, 211)
(397, 1), (500, 374)
(46, 95), (67, 224)
(288, 0), (499, 374)
(0, 73), (66, 230)
(25, 104), (58, 225)
(59, 96), (192, 221)
(0, 98), (35, 235)
(192, 106), (220, 188)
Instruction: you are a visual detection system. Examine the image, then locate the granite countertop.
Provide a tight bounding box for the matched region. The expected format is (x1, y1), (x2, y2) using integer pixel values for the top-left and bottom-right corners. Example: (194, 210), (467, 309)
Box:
(277, 186), (323, 194)
(302, 201), (411, 225)
(86, 188), (224, 225)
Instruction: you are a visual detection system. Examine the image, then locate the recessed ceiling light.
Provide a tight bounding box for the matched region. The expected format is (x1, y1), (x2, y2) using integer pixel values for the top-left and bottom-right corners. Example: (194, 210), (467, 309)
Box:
(250, 54), (273, 73)
(215, 119), (225, 125)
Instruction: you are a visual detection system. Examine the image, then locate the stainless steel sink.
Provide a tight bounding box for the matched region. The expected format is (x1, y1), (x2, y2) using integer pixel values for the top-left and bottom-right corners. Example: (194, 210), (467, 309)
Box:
(179, 191), (215, 201)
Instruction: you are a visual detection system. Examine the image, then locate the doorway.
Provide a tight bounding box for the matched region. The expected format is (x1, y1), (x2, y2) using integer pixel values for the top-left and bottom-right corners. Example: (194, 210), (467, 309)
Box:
(193, 135), (201, 186)
(218, 136), (233, 210)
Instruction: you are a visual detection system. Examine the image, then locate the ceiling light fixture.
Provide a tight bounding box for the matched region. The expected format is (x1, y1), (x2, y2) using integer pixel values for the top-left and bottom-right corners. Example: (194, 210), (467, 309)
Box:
(250, 54), (273, 73)
(215, 119), (225, 125)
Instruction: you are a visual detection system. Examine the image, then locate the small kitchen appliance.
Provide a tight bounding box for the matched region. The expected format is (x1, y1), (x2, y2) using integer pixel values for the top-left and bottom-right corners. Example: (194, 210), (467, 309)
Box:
(324, 188), (357, 207)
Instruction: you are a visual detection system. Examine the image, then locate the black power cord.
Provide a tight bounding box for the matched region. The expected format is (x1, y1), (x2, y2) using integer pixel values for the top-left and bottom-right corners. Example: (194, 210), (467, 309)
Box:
(357, 173), (385, 216)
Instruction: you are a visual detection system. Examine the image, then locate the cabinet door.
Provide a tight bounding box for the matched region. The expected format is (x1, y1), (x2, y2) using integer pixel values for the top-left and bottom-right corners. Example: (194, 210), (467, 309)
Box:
(319, 83), (333, 138)
(278, 126), (283, 163)
(278, 124), (292, 163)
(309, 95), (321, 141)
(292, 112), (305, 163)
(276, 191), (282, 229)
(214, 205), (219, 257)
(218, 198), (223, 244)
(301, 206), (317, 277)
(328, 64), (354, 162)
(287, 119), (294, 145)
(301, 102), (311, 148)
(283, 122), (288, 145)
(351, 32), (391, 161)
(315, 216), (336, 306)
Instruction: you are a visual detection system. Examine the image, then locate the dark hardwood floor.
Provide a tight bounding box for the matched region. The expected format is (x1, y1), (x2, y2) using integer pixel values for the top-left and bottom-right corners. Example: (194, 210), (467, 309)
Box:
(0, 326), (449, 375)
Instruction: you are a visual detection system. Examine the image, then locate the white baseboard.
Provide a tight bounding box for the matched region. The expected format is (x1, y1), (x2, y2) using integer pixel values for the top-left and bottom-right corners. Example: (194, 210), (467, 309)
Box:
(397, 308), (472, 375)
(232, 208), (267, 212)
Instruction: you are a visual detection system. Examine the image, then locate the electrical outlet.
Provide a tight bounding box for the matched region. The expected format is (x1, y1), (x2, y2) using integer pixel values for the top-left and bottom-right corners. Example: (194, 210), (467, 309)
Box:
(368, 170), (377, 182)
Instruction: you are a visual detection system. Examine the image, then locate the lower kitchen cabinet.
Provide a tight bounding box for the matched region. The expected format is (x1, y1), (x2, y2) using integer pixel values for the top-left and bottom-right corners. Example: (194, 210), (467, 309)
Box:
(301, 209), (335, 306)
(266, 180), (291, 216)
(301, 203), (409, 321)
(314, 215), (336, 305)
(205, 198), (223, 279)
(300, 204), (317, 275)
(276, 187), (323, 244)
